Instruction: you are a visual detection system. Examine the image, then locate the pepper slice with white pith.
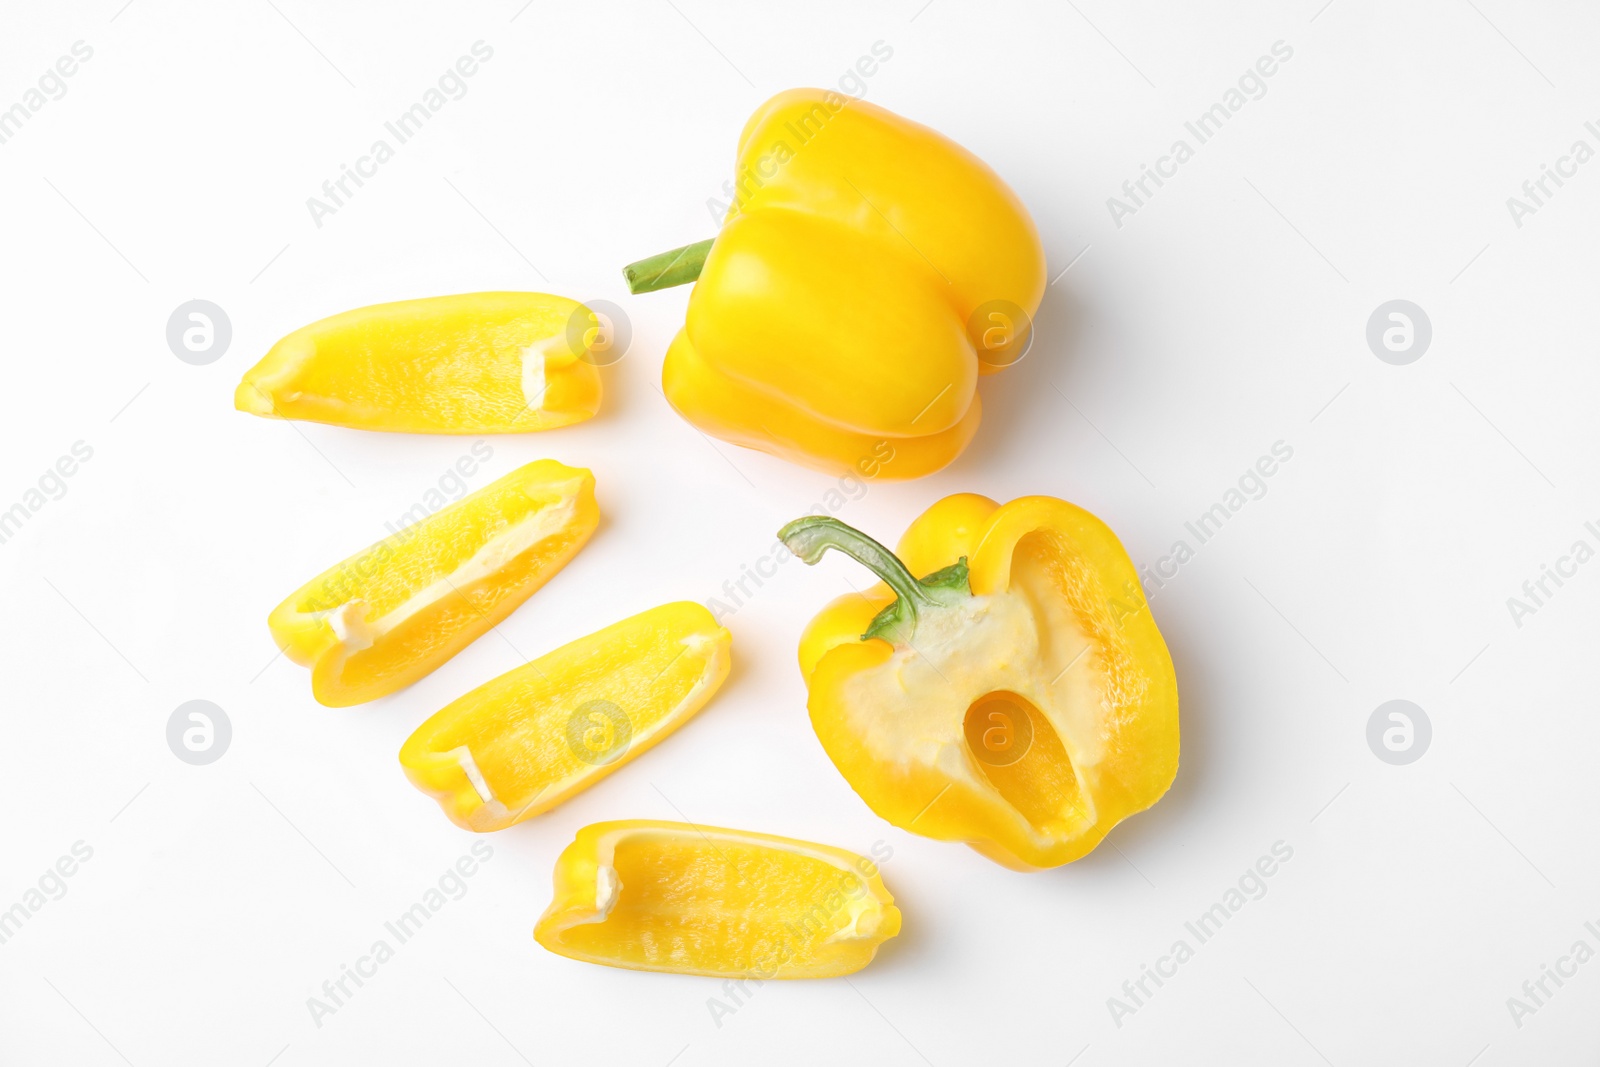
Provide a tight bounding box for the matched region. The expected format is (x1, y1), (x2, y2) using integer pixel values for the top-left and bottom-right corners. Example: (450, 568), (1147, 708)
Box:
(780, 493), (1179, 871)
(235, 292), (603, 433)
(400, 603), (731, 830)
(267, 459), (597, 706)
(535, 821), (900, 978)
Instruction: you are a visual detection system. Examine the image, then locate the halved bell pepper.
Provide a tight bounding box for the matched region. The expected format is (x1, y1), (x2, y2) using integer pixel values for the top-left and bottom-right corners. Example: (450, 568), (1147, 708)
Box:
(779, 494), (1179, 870)
(400, 603), (732, 831)
(624, 89), (1045, 479)
(535, 821), (900, 979)
(269, 459), (597, 706)
(236, 292), (603, 432)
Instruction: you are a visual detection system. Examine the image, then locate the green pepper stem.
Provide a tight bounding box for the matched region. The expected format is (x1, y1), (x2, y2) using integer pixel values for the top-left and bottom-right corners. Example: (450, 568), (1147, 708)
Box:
(778, 516), (970, 645)
(779, 516), (930, 609)
(622, 238), (714, 294)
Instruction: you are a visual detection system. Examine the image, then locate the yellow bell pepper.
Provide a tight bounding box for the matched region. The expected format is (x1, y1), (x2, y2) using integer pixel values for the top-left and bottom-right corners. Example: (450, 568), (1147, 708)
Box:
(236, 292), (603, 433)
(623, 89), (1045, 479)
(269, 459), (597, 706)
(535, 820), (900, 979)
(779, 493), (1179, 870)
(400, 603), (732, 831)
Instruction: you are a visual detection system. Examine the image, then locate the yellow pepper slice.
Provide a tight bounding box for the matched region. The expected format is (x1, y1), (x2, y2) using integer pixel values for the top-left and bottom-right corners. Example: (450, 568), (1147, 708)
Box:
(535, 821), (900, 979)
(236, 292), (603, 432)
(400, 603), (732, 831)
(625, 89), (1045, 479)
(780, 494), (1179, 870)
(269, 459), (597, 707)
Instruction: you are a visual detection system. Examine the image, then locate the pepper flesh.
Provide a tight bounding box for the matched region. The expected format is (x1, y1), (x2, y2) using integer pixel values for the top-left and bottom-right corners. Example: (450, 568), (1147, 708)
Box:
(535, 821), (900, 979)
(268, 459), (597, 706)
(639, 89), (1045, 479)
(400, 603), (732, 831)
(236, 292), (602, 432)
(783, 494), (1179, 870)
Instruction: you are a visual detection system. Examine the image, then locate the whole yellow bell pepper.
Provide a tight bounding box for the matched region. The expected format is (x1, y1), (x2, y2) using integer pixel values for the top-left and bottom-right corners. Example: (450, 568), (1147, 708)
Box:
(624, 89), (1045, 479)
(779, 493), (1179, 870)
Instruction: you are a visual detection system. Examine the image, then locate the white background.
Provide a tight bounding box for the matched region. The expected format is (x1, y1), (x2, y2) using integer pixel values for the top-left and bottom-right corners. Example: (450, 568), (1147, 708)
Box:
(2, 1), (1597, 1063)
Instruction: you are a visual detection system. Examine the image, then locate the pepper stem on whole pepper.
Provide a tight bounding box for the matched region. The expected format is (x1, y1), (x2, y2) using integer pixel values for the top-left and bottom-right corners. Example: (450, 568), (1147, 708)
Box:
(777, 516), (970, 645)
(623, 238), (715, 294)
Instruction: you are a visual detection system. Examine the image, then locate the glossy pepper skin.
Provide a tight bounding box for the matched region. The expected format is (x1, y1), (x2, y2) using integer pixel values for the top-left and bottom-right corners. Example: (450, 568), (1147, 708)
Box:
(236, 292), (603, 433)
(780, 494), (1179, 870)
(400, 603), (732, 831)
(634, 89), (1045, 479)
(269, 460), (598, 707)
